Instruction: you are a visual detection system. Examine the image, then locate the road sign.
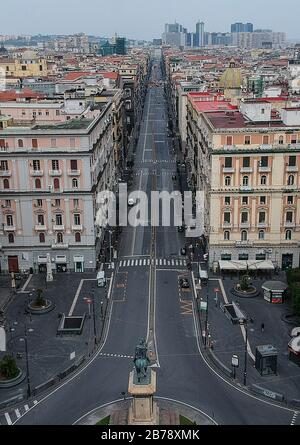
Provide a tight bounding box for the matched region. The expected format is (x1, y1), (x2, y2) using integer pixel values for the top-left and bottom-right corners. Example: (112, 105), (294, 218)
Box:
(200, 301), (207, 312)
(84, 298), (92, 304)
(214, 288), (220, 293)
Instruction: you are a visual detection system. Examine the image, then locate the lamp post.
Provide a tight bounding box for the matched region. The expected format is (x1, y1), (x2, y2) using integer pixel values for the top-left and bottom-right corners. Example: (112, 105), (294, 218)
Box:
(205, 289), (209, 349)
(243, 319), (248, 386)
(19, 324), (34, 399)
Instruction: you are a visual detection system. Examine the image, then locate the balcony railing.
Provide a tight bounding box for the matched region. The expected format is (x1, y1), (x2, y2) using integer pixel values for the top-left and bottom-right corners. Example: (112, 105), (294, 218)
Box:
(222, 167), (235, 173)
(49, 170), (62, 176)
(72, 224), (83, 231)
(35, 224), (47, 231)
(30, 170), (44, 176)
(0, 170), (11, 177)
(258, 166), (271, 173)
(53, 224), (65, 231)
(284, 221), (296, 228)
(3, 224), (16, 231)
(68, 169), (81, 176)
(240, 167), (253, 173)
(286, 166), (298, 173)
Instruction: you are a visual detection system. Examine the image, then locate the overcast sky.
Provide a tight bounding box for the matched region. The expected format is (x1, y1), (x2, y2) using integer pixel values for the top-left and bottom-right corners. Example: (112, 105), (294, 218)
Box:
(1, 0), (299, 40)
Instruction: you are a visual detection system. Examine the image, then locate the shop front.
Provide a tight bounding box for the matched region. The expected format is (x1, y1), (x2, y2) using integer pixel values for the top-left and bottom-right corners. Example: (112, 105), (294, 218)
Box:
(262, 281), (288, 304)
(55, 255), (68, 273)
(74, 256), (84, 273)
(37, 255), (48, 273)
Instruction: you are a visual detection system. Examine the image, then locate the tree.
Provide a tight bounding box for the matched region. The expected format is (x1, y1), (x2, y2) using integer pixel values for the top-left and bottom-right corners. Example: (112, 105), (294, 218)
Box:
(241, 275), (251, 292)
(0, 355), (19, 380)
(34, 288), (46, 307)
(291, 283), (300, 317)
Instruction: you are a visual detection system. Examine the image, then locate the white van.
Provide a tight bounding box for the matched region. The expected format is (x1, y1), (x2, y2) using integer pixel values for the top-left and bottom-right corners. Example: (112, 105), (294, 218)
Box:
(97, 271), (106, 287)
(199, 266), (208, 285)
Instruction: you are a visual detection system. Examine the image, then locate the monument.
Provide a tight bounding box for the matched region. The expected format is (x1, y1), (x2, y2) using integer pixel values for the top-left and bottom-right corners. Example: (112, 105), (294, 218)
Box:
(46, 253), (53, 282)
(128, 338), (159, 425)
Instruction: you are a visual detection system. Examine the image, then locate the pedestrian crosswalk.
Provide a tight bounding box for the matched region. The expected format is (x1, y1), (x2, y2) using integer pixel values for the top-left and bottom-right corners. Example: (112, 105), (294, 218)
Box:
(118, 258), (187, 268)
(0, 399), (38, 425)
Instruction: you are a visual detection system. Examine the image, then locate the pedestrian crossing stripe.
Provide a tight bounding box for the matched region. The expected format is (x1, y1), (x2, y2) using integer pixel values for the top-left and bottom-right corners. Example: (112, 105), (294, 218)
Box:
(118, 258), (187, 268)
(0, 399), (39, 425)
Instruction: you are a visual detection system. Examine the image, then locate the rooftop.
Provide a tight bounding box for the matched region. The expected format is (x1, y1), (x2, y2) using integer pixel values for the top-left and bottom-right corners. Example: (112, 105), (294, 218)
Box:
(33, 118), (93, 131)
(204, 110), (292, 130)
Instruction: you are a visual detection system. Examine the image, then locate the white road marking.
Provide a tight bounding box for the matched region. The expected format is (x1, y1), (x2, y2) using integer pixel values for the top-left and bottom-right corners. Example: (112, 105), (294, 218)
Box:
(4, 413), (12, 425)
(24, 404), (29, 412)
(15, 409), (21, 419)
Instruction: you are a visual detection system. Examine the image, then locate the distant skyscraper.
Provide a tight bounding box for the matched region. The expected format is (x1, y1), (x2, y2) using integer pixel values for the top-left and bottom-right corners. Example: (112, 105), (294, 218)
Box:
(195, 21), (205, 47)
(231, 22), (253, 33)
(162, 23), (187, 47)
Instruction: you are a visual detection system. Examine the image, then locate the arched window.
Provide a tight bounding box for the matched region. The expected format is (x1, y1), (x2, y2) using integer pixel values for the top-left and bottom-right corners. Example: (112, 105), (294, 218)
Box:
(224, 231), (230, 241)
(241, 230), (248, 241)
(259, 230), (265, 240)
(8, 233), (14, 243)
(57, 232), (63, 244)
(35, 178), (41, 189)
(75, 232), (81, 243)
(285, 230), (292, 240)
(39, 232), (45, 243)
(260, 175), (267, 186)
(242, 176), (249, 186)
(3, 178), (10, 189)
(53, 178), (60, 190)
(278, 136), (284, 145)
(288, 175), (295, 186)
(72, 178), (78, 189)
(225, 176), (231, 186)
(18, 139), (24, 148)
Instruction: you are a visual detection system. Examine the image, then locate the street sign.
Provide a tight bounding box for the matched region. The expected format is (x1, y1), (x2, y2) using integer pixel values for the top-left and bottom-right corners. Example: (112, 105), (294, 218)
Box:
(232, 355), (239, 368)
(85, 299), (92, 304)
(214, 288), (220, 293)
(200, 301), (207, 311)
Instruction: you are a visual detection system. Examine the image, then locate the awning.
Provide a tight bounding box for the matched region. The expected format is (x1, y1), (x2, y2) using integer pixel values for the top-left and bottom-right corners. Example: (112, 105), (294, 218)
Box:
(38, 255), (48, 264)
(219, 260), (275, 271)
(55, 255), (67, 264)
(248, 260), (275, 270)
(74, 256), (84, 262)
(219, 260), (248, 271)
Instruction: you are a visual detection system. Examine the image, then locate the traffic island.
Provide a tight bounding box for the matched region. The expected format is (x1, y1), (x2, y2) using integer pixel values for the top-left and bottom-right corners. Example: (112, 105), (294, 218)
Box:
(27, 289), (54, 315)
(231, 274), (260, 298)
(0, 355), (26, 388)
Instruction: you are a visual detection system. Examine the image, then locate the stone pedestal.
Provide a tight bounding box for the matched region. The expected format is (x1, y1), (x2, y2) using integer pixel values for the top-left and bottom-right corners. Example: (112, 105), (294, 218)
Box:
(128, 370), (159, 425)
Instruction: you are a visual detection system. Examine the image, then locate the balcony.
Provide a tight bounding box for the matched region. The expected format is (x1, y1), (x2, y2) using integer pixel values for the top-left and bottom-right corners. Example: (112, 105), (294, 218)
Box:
(68, 169), (81, 176)
(284, 221), (296, 228)
(240, 186), (252, 192)
(257, 222), (268, 228)
(3, 225), (16, 231)
(0, 170), (11, 177)
(53, 224), (65, 231)
(35, 224), (47, 231)
(286, 166), (298, 173)
(258, 166), (271, 173)
(30, 170), (44, 176)
(49, 170), (62, 176)
(72, 224), (83, 231)
(222, 222), (232, 229)
(222, 167), (235, 173)
(240, 167), (253, 173)
(240, 222), (250, 229)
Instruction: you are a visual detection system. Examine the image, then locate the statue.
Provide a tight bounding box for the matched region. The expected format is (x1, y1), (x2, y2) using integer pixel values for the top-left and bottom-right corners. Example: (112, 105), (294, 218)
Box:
(133, 338), (151, 383)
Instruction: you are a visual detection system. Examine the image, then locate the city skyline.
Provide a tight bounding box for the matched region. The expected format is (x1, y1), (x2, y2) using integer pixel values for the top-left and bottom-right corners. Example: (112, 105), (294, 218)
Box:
(0, 0), (299, 41)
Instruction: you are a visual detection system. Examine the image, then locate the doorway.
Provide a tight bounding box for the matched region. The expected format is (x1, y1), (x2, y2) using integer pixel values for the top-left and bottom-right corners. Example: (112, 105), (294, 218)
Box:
(282, 254), (293, 270)
(8, 256), (19, 273)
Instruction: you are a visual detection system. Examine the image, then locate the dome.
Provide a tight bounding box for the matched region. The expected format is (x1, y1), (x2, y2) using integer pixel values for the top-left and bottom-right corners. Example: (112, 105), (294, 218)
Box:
(219, 60), (243, 90)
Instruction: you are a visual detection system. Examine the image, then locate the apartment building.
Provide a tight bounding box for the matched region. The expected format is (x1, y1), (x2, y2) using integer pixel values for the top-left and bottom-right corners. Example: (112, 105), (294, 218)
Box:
(0, 91), (123, 274)
(0, 50), (48, 78)
(187, 102), (300, 270)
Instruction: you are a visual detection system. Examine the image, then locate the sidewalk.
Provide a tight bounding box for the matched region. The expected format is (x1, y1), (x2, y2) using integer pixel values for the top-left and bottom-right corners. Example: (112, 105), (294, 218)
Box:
(0, 271), (111, 405)
(197, 273), (300, 403)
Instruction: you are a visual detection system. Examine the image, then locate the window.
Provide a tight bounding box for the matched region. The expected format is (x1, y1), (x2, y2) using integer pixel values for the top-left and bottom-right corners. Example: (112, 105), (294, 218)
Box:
(52, 160), (59, 170)
(259, 211), (266, 223)
(6, 215), (13, 226)
(74, 214), (81, 225)
(241, 212), (248, 223)
(225, 176), (231, 186)
(241, 230), (248, 241)
(288, 175), (295, 186)
(261, 175), (267, 186)
(224, 157), (232, 168)
(38, 111), (42, 116)
(5, 199), (11, 207)
(56, 110), (60, 116)
(287, 196), (294, 205)
(18, 139), (23, 148)
(8, 233), (14, 243)
(46, 111), (49, 116)
(32, 139), (38, 148)
(259, 230), (265, 240)
(260, 156), (268, 167)
(3, 178), (10, 189)
(239, 253), (249, 260)
(35, 178), (41, 189)
(55, 199), (60, 207)
(55, 214), (63, 226)
(70, 138), (75, 148)
(242, 196), (249, 205)
(278, 136), (284, 145)
(72, 178), (78, 189)
(221, 254), (232, 260)
(243, 157), (250, 168)
(224, 196), (231, 205)
(73, 199), (79, 208)
(245, 136), (251, 145)
(51, 139), (57, 148)
(53, 178), (60, 190)
(0, 160), (8, 170)
(263, 135), (269, 145)
(75, 232), (81, 243)
(286, 211), (293, 223)
(37, 214), (44, 226)
(224, 212), (231, 223)
(285, 230), (292, 240)
(37, 199), (43, 207)
(57, 232), (63, 244)
(242, 176), (249, 186)
(224, 231), (230, 241)
(226, 136), (233, 146)
(71, 160), (78, 170)
(32, 160), (40, 170)
(260, 196), (266, 205)
(288, 156), (296, 167)
(291, 135), (297, 144)
(0, 139), (6, 148)
(256, 253), (266, 260)
(261, 109), (265, 115)
(39, 233), (45, 243)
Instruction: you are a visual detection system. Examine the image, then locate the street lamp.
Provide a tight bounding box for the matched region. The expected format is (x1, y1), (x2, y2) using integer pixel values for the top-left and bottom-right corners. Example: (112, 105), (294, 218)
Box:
(204, 289), (209, 349)
(239, 317), (249, 386)
(19, 324), (34, 398)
